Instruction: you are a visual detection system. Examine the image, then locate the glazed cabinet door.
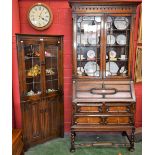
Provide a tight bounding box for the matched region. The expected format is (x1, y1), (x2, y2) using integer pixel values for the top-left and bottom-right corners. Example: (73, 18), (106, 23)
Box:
(18, 40), (43, 97)
(72, 13), (135, 79)
(104, 14), (133, 78)
(21, 100), (43, 146)
(73, 15), (102, 78)
(44, 41), (62, 94)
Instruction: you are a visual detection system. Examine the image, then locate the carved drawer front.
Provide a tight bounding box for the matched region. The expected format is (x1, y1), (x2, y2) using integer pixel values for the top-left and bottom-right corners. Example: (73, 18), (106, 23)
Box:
(106, 117), (133, 125)
(75, 117), (101, 125)
(105, 103), (131, 113)
(76, 103), (103, 113)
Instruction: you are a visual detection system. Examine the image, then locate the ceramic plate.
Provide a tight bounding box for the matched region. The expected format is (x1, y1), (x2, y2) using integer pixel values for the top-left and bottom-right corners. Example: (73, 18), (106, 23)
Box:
(87, 50), (96, 59)
(88, 33), (99, 45)
(95, 17), (101, 22)
(114, 17), (129, 30)
(107, 35), (115, 45)
(116, 34), (126, 45)
(106, 16), (113, 29)
(109, 50), (116, 58)
(106, 62), (119, 74)
(120, 66), (127, 74)
(84, 61), (99, 76)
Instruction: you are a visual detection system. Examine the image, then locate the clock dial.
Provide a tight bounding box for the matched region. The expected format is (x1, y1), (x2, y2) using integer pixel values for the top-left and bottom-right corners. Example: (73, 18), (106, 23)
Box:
(28, 3), (52, 30)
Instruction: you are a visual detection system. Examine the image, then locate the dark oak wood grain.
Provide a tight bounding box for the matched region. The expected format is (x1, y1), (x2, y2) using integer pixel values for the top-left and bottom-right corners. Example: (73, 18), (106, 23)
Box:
(16, 34), (64, 149)
(69, 0), (140, 152)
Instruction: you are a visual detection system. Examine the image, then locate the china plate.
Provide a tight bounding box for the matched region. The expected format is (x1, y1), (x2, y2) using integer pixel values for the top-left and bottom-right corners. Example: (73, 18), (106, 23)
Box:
(107, 35), (115, 45)
(88, 33), (99, 45)
(120, 66), (127, 74)
(114, 17), (129, 30)
(84, 61), (99, 76)
(106, 62), (119, 74)
(109, 50), (116, 58)
(87, 50), (96, 59)
(116, 34), (126, 45)
(106, 16), (113, 29)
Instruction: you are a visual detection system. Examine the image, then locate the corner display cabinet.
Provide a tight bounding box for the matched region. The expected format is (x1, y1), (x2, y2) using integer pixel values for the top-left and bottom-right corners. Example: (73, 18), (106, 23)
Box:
(16, 34), (64, 148)
(69, 0), (141, 152)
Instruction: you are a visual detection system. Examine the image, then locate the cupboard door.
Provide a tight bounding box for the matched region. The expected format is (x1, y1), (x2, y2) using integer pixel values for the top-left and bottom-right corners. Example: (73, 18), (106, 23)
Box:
(46, 96), (63, 138)
(74, 16), (102, 78)
(22, 100), (42, 144)
(20, 40), (43, 97)
(44, 43), (59, 94)
(41, 98), (51, 139)
(104, 15), (132, 78)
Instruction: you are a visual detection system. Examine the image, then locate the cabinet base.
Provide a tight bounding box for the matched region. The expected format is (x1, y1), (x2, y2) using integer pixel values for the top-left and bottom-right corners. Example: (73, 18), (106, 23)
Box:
(70, 126), (135, 152)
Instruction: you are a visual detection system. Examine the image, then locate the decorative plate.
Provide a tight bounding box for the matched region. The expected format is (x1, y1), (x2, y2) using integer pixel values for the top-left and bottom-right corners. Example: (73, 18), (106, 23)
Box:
(114, 17), (129, 30)
(120, 66), (127, 74)
(95, 17), (101, 22)
(84, 61), (99, 76)
(107, 35), (115, 45)
(116, 34), (126, 45)
(106, 16), (113, 29)
(88, 33), (99, 45)
(109, 50), (116, 58)
(106, 62), (119, 74)
(87, 50), (96, 59)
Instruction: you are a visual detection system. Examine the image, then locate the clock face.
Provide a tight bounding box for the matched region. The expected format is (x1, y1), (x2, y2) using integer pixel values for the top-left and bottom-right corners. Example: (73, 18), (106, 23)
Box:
(28, 3), (53, 30)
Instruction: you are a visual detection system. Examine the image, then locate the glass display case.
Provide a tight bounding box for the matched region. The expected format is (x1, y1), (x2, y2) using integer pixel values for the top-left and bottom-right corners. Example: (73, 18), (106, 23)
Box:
(16, 34), (64, 148)
(73, 14), (133, 79)
(17, 37), (61, 97)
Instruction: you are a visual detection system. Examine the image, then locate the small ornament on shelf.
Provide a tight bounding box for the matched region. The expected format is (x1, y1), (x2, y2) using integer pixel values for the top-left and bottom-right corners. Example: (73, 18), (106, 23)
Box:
(27, 64), (41, 77)
(45, 51), (52, 57)
(46, 68), (55, 75)
(27, 90), (42, 96)
(46, 89), (58, 93)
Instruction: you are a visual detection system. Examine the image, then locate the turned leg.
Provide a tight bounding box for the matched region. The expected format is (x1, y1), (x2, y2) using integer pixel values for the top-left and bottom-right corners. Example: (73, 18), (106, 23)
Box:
(129, 128), (135, 152)
(70, 131), (76, 152)
(122, 131), (126, 136)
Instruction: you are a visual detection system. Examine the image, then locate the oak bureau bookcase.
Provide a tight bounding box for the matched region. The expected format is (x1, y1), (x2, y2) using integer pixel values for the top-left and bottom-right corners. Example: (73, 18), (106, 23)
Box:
(69, 0), (140, 152)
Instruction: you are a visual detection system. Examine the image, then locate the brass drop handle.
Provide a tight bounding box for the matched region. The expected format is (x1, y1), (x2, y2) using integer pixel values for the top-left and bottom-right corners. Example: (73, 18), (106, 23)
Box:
(90, 88), (117, 95)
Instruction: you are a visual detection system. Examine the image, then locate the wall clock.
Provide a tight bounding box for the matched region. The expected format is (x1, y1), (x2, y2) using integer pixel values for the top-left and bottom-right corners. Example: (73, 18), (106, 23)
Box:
(28, 3), (53, 30)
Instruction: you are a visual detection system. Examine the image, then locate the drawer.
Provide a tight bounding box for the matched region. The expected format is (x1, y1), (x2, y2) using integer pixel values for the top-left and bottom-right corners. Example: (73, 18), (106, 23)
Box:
(75, 116), (101, 124)
(105, 103), (135, 113)
(74, 102), (135, 113)
(76, 103), (103, 113)
(106, 116), (134, 125)
(74, 115), (133, 125)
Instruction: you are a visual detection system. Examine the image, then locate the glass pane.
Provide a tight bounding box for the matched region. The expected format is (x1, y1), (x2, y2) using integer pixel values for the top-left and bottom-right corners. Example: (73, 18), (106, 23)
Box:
(45, 44), (58, 93)
(24, 44), (42, 96)
(76, 16), (101, 77)
(105, 16), (131, 77)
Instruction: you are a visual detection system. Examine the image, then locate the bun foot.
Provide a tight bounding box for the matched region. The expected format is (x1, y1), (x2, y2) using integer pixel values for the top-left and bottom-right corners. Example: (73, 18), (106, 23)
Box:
(129, 147), (135, 152)
(122, 131), (126, 136)
(70, 148), (75, 153)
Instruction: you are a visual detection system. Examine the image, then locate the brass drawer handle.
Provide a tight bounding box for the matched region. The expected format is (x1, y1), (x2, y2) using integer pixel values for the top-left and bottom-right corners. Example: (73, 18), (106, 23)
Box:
(90, 88), (117, 95)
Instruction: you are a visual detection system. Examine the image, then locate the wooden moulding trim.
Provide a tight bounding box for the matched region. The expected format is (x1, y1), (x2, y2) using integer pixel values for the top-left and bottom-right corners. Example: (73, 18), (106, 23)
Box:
(71, 5), (137, 14)
(73, 98), (136, 102)
(71, 125), (134, 131)
(69, 0), (142, 5)
(74, 113), (133, 116)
